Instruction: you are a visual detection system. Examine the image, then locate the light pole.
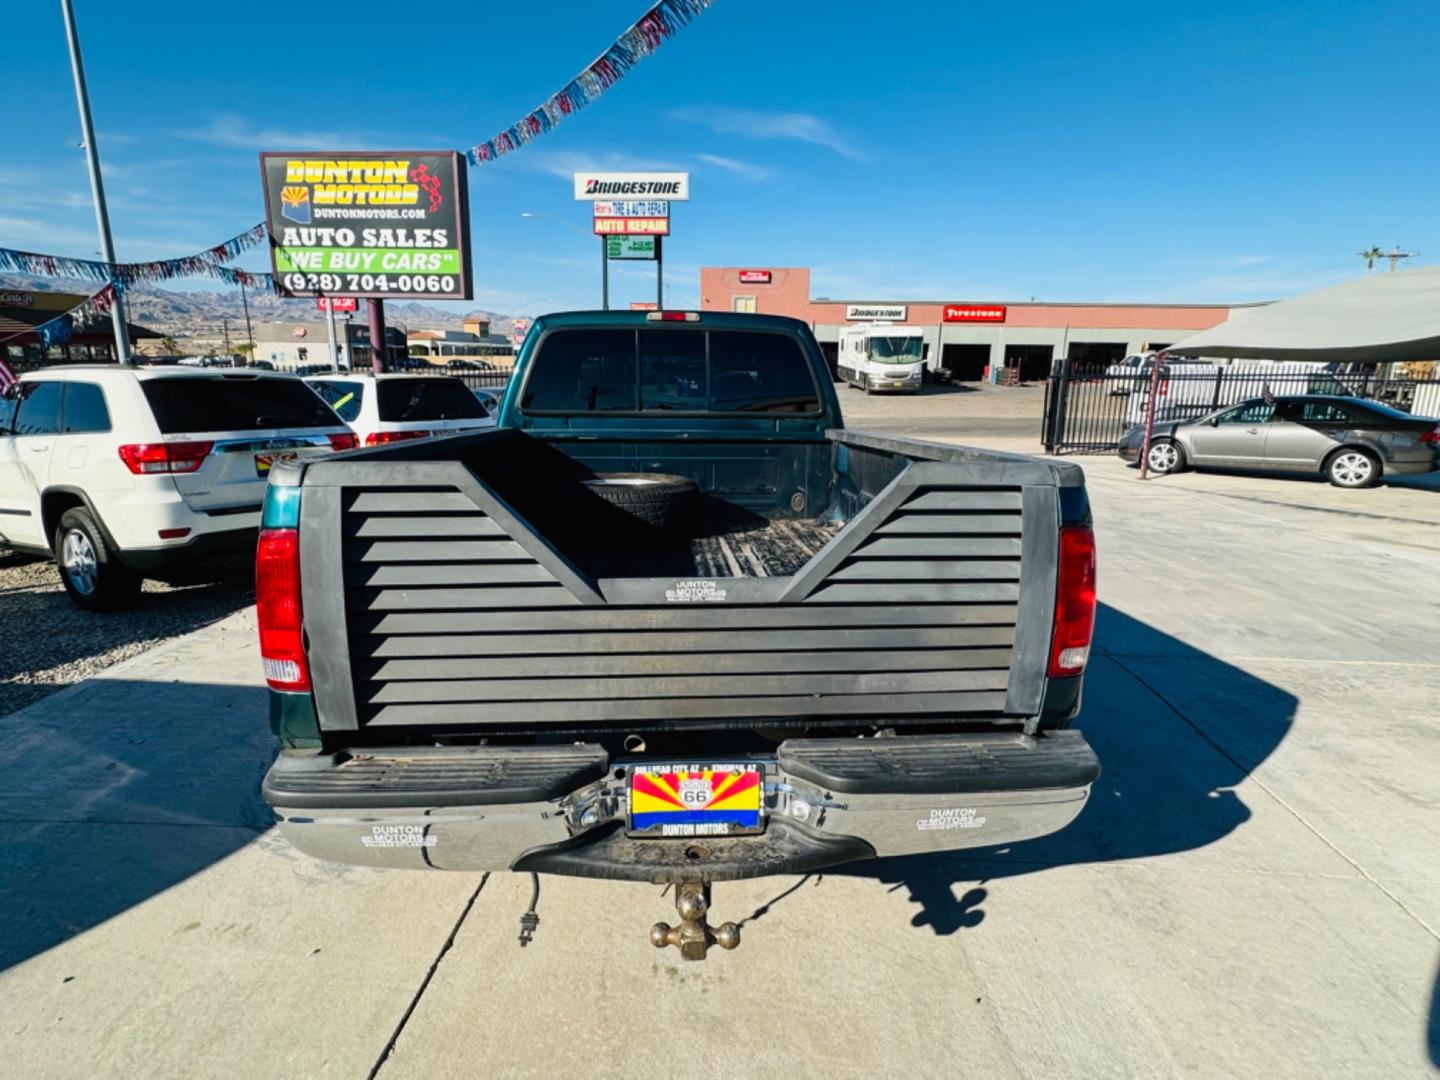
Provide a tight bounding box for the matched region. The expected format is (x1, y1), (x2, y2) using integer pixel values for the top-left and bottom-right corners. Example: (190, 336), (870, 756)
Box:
(60, 0), (131, 364)
(521, 212), (606, 310)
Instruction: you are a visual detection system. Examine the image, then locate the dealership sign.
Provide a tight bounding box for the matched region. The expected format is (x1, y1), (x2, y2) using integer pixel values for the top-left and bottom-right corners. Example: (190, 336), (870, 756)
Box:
(845, 304), (907, 321)
(593, 216), (669, 236)
(573, 172), (690, 201)
(607, 236), (657, 260)
(511, 317), (532, 345)
(315, 297), (359, 313)
(261, 151), (472, 301)
(630, 302), (659, 311)
(943, 304), (1006, 323)
(737, 270), (771, 284)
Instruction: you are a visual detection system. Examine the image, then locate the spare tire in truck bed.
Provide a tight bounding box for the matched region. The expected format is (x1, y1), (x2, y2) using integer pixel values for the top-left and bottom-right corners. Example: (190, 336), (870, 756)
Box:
(580, 473), (697, 532)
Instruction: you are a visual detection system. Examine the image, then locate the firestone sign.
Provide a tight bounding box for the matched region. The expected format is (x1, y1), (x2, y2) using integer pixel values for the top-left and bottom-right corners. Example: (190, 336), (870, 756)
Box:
(261, 151), (472, 301)
(943, 304), (1007, 323)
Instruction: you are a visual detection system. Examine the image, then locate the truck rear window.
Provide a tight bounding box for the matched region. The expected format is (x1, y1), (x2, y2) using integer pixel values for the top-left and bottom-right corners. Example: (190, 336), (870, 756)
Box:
(142, 377), (342, 434)
(376, 378), (488, 422)
(520, 328), (821, 415)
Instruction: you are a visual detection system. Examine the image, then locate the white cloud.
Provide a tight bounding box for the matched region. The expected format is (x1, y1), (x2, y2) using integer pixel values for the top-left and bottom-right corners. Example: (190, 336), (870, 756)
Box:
(178, 114), (364, 151)
(669, 107), (864, 160)
(509, 149), (687, 180)
(695, 153), (773, 180)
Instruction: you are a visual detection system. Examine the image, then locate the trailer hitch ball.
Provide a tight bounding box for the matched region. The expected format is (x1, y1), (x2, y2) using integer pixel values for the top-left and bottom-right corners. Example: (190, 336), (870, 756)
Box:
(650, 882), (740, 960)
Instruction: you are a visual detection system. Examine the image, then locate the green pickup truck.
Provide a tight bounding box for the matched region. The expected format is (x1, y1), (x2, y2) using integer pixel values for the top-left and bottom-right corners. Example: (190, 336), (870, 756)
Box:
(257, 310), (1098, 958)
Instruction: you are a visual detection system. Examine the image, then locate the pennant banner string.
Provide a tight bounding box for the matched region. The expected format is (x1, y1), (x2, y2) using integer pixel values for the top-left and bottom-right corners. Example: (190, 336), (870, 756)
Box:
(467, 0), (714, 165)
(0, 223), (276, 291)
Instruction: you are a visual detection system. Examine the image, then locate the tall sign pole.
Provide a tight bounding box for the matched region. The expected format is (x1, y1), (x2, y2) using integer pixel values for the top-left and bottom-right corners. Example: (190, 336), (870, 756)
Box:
(60, 0), (131, 365)
(656, 236), (664, 308)
(600, 237), (610, 311)
(323, 300), (340, 371)
(368, 299), (386, 375)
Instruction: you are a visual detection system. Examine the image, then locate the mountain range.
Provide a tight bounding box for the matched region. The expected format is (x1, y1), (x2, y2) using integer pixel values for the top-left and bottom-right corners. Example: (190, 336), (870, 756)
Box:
(0, 273), (513, 340)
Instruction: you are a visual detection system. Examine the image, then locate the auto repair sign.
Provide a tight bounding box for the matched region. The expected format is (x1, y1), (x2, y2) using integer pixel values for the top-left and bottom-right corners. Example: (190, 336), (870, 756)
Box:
(943, 304), (1007, 323)
(261, 151), (472, 301)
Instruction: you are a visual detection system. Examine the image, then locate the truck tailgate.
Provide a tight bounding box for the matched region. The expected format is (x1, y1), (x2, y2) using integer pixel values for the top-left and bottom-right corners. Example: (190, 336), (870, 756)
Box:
(297, 431), (1065, 736)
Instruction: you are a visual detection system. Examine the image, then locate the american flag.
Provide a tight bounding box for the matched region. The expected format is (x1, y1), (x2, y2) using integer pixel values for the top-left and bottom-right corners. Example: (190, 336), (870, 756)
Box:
(1262, 381), (1275, 406)
(0, 357), (17, 393)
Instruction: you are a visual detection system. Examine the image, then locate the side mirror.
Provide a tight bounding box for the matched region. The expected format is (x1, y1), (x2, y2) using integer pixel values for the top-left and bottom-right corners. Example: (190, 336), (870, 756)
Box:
(1209, 417), (1220, 427)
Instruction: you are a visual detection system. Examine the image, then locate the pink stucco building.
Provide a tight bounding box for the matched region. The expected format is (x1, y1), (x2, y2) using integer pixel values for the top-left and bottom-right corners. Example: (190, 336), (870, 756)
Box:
(700, 266), (1262, 380)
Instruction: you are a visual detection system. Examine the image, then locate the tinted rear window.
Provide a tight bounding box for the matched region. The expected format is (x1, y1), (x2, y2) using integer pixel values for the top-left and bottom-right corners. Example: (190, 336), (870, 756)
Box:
(62, 382), (111, 433)
(142, 376), (342, 434)
(376, 378), (488, 422)
(310, 380), (365, 422)
(521, 328), (821, 414)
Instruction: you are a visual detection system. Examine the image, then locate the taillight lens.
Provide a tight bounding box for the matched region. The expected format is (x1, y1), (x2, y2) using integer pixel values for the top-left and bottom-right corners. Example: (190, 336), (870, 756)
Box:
(645, 311), (700, 322)
(1421, 426), (1440, 446)
(327, 432), (359, 451)
(118, 441), (213, 474)
(1049, 525), (1097, 677)
(364, 429), (430, 445)
(256, 527), (309, 691)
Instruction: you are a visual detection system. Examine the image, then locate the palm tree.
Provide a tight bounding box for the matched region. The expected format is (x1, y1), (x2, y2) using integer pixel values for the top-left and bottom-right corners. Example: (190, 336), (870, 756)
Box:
(160, 334), (178, 356)
(1358, 246), (1383, 274)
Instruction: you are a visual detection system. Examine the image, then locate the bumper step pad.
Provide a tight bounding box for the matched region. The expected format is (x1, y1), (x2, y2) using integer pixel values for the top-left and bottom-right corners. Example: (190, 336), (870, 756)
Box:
(263, 744), (610, 809)
(777, 729), (1099, 795)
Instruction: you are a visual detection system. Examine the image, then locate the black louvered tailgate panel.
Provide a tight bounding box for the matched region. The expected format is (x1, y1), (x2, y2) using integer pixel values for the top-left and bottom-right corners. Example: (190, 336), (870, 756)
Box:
(343, 485), (1023, 731)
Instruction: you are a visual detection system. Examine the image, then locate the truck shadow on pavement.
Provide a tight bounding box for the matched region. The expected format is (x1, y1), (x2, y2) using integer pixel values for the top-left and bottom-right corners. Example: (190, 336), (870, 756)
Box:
(0, 676), (271, 972)
(819, 604), (1300, 935)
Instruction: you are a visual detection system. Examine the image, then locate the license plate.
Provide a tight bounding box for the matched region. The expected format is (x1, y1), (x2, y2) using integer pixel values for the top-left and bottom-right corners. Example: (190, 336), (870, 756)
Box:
(627, 764), (766, 837)
(255, 451), (298, 476)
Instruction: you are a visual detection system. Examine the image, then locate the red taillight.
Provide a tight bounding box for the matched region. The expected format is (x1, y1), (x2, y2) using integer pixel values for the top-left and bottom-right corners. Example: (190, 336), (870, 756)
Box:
(1049, 525), (1097, 678)
(118, 441), (213, 474)
(327, 432), (359, 451)
(256, 527), (309, 692)
(645, 311), (700, 322)
(364, 429), (430, 445)
(1421, 426), (1440, 446)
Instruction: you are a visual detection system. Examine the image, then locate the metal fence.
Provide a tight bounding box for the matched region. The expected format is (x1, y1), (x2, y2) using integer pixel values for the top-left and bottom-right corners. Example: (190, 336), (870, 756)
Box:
(1042, 360), (1440, 454)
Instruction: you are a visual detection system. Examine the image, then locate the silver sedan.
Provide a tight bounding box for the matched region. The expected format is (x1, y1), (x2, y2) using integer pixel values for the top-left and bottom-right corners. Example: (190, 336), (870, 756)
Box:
(1117, 395), (1439, 488)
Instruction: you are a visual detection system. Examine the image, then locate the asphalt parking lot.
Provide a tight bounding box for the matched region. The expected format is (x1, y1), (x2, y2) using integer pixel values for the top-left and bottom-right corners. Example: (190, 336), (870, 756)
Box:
(2, 392), (1438, 1079)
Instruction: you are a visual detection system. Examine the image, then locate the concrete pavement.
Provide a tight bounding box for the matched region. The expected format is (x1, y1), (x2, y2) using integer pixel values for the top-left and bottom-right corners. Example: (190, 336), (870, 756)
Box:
(2, 430), (1438, 1078)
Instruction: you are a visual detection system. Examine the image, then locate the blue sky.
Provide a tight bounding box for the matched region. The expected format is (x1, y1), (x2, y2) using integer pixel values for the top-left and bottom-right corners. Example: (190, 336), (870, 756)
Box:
(6, 0), (1438, 314)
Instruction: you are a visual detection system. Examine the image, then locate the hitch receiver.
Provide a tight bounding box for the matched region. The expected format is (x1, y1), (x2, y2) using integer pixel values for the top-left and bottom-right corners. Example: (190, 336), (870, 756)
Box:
(650, 882), (740, 961)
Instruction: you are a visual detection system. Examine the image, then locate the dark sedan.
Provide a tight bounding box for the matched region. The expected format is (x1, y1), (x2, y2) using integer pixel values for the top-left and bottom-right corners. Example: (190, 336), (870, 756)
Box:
(1118, 395), (1439, 487)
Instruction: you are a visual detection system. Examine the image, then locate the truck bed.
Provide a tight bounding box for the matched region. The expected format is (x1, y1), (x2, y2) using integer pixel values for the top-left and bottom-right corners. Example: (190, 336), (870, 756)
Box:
(295, 428), (1077, 741)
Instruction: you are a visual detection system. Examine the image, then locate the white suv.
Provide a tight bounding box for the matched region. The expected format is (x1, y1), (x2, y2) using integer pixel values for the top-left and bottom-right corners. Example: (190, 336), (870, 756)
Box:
(0, 366), (355, 609)
(305, 372), (495, 446)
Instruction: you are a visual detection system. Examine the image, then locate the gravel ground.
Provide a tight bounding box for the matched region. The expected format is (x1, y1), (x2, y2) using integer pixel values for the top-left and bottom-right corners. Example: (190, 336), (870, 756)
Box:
(0, 551), (252, 717)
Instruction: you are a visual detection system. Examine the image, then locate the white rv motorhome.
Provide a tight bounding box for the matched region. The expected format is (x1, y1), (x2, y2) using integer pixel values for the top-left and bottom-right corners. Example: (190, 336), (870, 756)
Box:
(836, 324), (925, 394)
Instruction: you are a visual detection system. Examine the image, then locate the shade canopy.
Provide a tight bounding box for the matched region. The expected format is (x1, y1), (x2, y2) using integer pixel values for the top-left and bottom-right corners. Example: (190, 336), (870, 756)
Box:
(1167, 264), (1440, 362)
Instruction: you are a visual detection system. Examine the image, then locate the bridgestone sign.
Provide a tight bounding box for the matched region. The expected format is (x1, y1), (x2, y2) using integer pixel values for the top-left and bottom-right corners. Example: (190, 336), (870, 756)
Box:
(573, 172), (690, 201)
(845, 304), (907, 321)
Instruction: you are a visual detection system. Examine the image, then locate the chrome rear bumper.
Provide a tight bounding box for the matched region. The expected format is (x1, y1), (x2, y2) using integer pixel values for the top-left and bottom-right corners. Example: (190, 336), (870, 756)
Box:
(264, 731), (1098, 882)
